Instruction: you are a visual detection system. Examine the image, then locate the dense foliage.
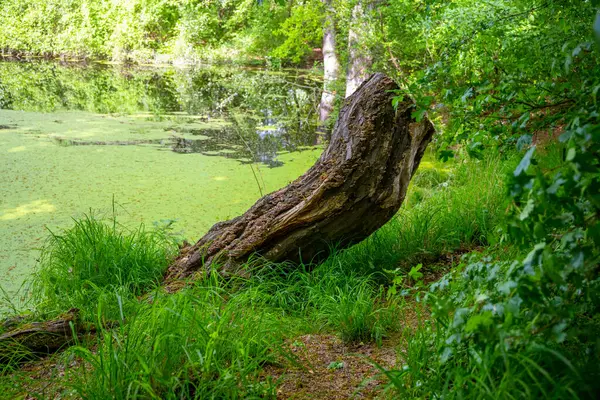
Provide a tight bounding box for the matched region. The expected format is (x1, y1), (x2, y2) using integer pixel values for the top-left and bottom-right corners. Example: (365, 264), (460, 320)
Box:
(370, 0), (600, 397)
(0, 0), (319, 63)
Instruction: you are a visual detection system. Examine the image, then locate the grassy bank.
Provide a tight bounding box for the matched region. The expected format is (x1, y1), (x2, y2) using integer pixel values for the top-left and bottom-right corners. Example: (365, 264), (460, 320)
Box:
(1, 148), (598, 399)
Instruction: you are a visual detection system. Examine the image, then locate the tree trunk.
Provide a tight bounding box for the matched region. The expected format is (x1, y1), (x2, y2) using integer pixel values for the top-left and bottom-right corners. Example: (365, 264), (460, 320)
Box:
(166, 73), (435, 281)
(345, 1), (373, 98)
(318, 0), (341, 128)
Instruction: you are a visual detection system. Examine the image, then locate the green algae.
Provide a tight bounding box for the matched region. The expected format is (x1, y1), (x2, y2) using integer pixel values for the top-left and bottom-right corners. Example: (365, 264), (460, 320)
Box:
(0, 109), (228, 143)
(0, 126), (321, 297)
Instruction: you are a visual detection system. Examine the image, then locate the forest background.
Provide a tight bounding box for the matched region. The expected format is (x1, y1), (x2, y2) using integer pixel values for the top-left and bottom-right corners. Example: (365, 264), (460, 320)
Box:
(1, 0), (600, 398)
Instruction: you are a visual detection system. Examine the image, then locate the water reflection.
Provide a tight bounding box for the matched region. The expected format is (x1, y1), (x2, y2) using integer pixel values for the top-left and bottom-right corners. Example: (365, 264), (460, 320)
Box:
(0, 60), (321, 166)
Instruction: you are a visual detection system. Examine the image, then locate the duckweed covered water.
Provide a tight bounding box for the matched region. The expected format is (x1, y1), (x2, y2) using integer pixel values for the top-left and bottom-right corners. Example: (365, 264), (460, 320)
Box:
(0, 61), (323, 297)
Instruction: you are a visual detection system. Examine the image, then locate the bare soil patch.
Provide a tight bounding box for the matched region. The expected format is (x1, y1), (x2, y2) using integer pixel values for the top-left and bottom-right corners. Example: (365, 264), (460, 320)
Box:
(264, 334), (399, 399)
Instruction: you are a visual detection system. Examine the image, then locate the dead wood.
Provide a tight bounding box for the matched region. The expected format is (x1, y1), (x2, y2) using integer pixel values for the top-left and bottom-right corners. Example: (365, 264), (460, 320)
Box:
(166, 73), (435, 280)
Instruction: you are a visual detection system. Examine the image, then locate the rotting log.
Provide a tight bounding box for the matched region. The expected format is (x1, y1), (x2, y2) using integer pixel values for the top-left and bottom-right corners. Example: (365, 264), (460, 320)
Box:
(166, 73), (435, 280)
(0, 309), (80, 363)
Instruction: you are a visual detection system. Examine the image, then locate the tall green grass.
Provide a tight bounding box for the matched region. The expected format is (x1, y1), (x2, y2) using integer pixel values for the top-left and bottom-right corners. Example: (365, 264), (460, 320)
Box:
(66, 261), (403, 398)
(243, 260), (403, 344)
(18, 212), (410, 397)
(70, 280), (287, 399)
(30, 213), (178, 320)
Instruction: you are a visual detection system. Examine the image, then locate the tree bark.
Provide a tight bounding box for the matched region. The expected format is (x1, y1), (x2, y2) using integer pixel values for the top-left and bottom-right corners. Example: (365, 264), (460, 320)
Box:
(318, 0), (341, 128)
(166, 73), (435, 281)
(345, 1), (374, 98)
(0, 309), (80, 363)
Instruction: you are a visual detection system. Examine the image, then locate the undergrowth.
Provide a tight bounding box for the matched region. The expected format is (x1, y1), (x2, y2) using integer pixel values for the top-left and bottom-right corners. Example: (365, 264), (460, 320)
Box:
(326, 153), (515, 278)
(381, 142), (600, 398)
(71, 280), (288, 399)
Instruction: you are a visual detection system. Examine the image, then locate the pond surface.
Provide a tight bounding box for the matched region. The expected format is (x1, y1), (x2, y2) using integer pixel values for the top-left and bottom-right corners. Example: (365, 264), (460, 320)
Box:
(0, 60), (324, 297)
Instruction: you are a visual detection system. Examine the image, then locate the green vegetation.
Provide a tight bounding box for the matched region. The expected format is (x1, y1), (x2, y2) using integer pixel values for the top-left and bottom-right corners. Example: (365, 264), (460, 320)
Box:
(31, 214), (179, 320)
(2, 144), (598, 397)
(0, 64), (321, 296)
(0, 0), (322, 63)
(1, 0), (599, 398)
(374, 1), (600, 397)
(71, 283), (288, 399)
(0, 151), (515, 398)
(338, 155), (514, 274)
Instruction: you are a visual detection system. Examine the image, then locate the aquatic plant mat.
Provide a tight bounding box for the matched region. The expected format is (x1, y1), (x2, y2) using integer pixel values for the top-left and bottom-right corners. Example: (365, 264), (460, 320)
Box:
(0, 62), (323, 296)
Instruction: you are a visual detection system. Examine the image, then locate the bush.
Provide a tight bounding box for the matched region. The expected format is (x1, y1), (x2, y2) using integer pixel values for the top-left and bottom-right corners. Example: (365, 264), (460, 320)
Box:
(382, 124), (600, 398)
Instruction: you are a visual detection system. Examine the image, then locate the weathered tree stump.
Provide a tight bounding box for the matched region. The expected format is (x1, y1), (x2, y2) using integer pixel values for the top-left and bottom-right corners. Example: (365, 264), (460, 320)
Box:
(166, 73), (435, 280)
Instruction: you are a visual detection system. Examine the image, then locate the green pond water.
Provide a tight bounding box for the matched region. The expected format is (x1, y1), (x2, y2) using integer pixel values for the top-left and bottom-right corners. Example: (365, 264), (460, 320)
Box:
(0, 60), (324, 296)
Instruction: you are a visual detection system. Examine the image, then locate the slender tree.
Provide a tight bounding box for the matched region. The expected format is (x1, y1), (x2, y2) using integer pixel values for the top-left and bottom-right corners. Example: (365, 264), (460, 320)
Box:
(345, 0), (373, 97)
(318, 0), (341, 127)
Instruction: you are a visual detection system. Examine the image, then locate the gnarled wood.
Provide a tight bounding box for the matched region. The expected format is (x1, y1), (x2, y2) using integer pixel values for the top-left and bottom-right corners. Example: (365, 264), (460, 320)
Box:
(167, 73), (435, 279)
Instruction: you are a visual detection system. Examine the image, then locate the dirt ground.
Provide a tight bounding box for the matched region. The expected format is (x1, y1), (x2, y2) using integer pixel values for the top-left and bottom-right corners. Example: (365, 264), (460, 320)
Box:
(263, 334), (400, 399)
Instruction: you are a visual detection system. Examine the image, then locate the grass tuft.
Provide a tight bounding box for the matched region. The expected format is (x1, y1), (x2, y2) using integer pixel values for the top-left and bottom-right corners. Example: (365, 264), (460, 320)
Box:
(69, 279), (288, 399)
(30, 213), (178, 320)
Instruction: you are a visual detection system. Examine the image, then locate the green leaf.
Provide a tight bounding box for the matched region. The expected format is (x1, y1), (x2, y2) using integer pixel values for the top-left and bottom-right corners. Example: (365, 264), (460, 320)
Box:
(409, 264), (424, 281)
(461, 87), (473, 103)
(391, 95), (404, 110)
(412, 108), (427, 122)
(465, 311), (494, 333)
(420, 96), (434, 107)
(594, 12), (600, 49)
(593, 85), (600, 105)
(514, 146), (536, 176)
(327, 361), (344, 370)
(534, 222), (546, 239)
(438, 150), (454, 162)
(387, 285), (397, 299)
(519, 198), (535, 220)
(516, 134), (532, 151)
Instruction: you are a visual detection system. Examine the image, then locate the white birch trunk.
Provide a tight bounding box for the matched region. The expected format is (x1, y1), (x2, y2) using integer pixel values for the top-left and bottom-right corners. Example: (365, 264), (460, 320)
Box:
(318, 0), (340, 126)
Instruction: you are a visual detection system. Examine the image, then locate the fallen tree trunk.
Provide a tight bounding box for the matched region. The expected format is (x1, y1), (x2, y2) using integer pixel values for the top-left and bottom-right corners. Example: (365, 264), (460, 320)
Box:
(166, 73), (435, 280)
(0, 309), (81, 363)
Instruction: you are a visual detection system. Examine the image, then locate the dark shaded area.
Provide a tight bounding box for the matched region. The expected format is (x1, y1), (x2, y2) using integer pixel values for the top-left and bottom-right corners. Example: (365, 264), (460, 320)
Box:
(0, 309), (81, 365)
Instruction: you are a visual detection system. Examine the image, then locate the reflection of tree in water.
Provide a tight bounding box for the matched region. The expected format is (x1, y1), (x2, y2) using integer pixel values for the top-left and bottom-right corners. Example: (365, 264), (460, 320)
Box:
(0, 61), (321, 166)
(168, 108), (316, 168)
(170, 135), (283, 168)
(170, 68), (321, 167)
